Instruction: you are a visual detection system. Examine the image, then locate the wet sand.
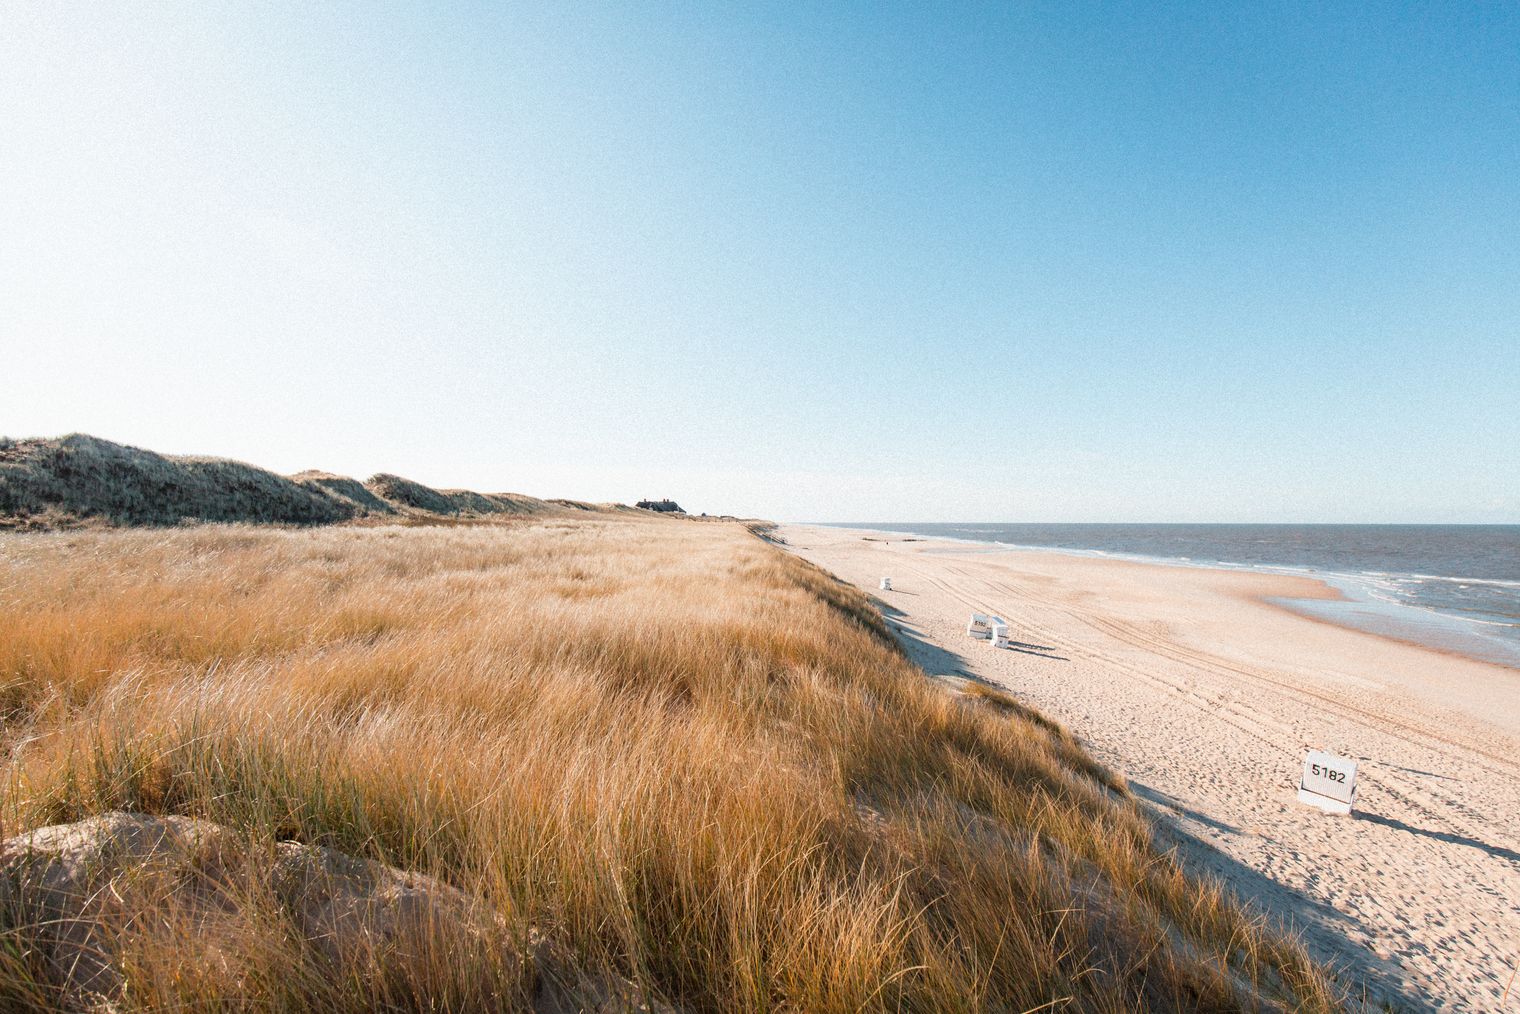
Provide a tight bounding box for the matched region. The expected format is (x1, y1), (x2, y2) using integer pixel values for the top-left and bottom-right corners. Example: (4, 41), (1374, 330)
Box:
(781, 524), (1520, 1012)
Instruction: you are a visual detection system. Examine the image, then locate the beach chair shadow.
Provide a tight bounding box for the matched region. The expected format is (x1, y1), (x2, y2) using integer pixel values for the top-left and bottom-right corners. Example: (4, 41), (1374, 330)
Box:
(1353, 811), (1520, 866)
(1000, 641), (1069, 661)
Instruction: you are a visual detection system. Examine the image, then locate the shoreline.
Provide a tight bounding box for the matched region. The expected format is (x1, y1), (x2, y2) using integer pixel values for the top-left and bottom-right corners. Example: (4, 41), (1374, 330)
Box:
(807, 522), (1520, 672)
(779, 523), (1520, 1011)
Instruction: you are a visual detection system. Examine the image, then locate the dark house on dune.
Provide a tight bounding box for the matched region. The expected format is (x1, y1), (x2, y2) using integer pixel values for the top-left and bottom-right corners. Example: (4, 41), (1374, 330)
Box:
(636, 499), (684, 513)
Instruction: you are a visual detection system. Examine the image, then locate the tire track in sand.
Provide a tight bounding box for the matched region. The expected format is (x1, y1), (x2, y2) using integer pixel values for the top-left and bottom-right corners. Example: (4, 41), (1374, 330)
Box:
(899, 562), (1301, 760)
(949, 564), (1520, 858)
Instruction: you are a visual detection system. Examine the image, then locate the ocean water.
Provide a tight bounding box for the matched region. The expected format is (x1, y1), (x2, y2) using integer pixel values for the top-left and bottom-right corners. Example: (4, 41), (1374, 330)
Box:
(824, 523), (1520, 670)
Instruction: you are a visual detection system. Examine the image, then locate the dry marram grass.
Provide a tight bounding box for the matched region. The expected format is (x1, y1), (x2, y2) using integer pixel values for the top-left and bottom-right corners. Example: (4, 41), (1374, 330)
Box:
(0, 517), (1344, 1011)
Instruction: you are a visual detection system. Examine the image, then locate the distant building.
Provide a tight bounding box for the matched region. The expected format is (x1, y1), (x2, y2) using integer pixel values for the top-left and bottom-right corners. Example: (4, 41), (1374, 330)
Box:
(636, 499), (684, 513)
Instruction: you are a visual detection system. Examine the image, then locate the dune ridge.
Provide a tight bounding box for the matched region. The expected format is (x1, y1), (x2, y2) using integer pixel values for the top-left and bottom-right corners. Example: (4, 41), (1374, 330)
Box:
(0, 433), (643, 529)
(0, 434), (1349, 1009)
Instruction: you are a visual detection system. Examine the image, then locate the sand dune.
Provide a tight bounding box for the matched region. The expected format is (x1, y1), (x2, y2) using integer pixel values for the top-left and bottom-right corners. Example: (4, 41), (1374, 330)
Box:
(0, 433), (645, 528)
(0, 518), (1345, 1010)
(782, 524), (1520, 1012)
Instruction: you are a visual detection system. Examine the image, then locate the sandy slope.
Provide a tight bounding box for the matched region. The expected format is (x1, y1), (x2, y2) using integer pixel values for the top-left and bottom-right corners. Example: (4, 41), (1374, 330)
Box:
(780, 525), (1520, 1012)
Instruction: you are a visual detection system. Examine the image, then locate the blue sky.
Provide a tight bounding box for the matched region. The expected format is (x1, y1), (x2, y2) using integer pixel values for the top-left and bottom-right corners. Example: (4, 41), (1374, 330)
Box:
(3, 3), (1517, 521)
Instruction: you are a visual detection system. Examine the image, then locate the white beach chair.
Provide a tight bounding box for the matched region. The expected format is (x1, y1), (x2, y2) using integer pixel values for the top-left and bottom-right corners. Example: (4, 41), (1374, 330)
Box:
(966, 613), (992, 639)
(989, 620), (1011, 648)
(879, 577), (892, 591)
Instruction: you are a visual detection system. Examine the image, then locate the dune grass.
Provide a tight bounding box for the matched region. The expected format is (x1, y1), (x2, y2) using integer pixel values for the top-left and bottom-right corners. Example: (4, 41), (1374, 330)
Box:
(0, 517), (1344, 1011)
(0, 433), (640, 529)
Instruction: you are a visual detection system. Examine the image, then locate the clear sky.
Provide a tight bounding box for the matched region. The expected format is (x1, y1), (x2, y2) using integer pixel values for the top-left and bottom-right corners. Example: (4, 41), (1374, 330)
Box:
(3, 3), (1517, 522)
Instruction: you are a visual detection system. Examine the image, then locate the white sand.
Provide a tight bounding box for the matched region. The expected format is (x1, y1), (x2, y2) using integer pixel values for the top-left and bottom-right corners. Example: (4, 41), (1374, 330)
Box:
(780, 524), (1520, 1012)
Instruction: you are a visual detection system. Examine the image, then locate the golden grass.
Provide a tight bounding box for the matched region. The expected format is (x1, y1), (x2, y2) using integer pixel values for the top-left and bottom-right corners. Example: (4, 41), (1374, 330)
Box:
(0, 517), (1345, 1011)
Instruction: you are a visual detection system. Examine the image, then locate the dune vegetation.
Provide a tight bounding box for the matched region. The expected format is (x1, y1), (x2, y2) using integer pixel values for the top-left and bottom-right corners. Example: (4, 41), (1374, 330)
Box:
(0, 434), (642, 529)
(0, 515), (1344, 1011)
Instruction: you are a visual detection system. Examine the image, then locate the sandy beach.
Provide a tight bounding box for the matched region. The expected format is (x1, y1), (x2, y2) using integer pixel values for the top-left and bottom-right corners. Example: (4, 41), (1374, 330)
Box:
(781, 524), (1520, 1012)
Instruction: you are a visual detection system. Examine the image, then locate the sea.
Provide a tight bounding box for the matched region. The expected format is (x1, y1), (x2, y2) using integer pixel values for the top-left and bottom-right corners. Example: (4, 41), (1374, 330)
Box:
(821, 523), (1520, 670)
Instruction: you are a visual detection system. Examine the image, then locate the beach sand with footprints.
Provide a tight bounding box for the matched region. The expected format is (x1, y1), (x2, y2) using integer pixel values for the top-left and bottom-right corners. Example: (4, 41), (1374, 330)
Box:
(781, 524), (1520, 1012)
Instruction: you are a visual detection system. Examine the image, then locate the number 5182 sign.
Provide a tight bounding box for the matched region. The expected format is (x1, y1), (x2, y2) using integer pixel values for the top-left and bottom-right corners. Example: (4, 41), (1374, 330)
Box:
(1297, 750), (1357, 815)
